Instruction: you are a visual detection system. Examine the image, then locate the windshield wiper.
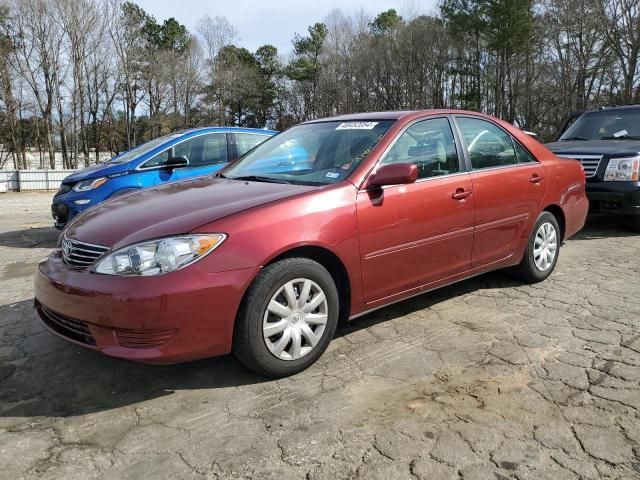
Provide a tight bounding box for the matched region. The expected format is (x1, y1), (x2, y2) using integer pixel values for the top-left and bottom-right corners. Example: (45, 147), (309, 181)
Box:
(561, 136), (591, 141)
(602, 135), (640, 140)
(230, 175), (291, 184)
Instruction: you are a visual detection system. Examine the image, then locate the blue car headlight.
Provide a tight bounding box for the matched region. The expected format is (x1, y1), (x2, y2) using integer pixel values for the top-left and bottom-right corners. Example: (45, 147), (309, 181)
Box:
(73, 177), (108, 192)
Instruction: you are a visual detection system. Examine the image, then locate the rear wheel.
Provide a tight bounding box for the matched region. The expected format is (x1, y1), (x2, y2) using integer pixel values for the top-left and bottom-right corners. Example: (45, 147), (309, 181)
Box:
(514, 212), (561, 283)
(233, 258), (339, 377)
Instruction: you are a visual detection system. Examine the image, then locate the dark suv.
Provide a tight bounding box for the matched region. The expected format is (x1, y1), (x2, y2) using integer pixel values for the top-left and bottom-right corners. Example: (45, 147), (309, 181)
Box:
(546, 105), (640, 231)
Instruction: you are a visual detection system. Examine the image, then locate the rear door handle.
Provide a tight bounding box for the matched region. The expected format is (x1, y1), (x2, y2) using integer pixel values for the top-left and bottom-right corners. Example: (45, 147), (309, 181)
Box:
(530, 174), (543, 184)
(452, 188), (472, 200)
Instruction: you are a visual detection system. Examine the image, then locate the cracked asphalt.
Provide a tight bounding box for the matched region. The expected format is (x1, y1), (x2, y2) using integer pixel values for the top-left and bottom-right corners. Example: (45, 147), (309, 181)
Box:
(0, 192), (639, 480)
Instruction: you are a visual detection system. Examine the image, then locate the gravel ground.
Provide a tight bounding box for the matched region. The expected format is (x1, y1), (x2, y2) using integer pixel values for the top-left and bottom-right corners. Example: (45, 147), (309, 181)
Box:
(0, 192), (639, 480)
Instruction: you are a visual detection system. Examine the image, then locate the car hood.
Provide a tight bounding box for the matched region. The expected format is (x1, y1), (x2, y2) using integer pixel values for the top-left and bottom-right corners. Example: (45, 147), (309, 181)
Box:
(63, 161), (129, 183)
(546, 140), (640, 157)
(65, 176), (315, 249)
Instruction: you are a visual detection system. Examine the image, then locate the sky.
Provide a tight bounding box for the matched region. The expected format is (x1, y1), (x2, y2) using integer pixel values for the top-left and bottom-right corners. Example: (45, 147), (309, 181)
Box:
(136, 0), (439, 54)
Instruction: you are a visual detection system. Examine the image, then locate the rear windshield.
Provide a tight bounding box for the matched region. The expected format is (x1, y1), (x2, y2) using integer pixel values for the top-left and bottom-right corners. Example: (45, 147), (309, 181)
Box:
(559, 110), (640, 141)
(223, 120), (395, 185)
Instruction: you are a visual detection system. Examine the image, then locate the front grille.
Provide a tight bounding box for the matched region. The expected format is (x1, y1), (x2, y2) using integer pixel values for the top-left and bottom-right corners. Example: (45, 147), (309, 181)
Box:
(55, 183), (72, 196)
(61, 236), (109, 269)
(38, 304), (96, 346)
(560, 155), (603, 178)
(51, 203), (69, 225)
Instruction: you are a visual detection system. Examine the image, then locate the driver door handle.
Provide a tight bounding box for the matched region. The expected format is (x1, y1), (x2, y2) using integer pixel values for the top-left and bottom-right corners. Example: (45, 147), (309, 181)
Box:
(452, 188), (472, 200)
(530, 174), (544, 184)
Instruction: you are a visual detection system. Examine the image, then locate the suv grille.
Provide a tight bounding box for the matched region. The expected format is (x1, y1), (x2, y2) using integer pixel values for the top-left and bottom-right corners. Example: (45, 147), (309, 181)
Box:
(560, 155), (603, 178)
(61, 236), (109, 269)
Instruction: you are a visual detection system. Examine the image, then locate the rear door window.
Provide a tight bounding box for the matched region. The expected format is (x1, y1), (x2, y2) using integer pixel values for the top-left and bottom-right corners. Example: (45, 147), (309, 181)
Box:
(456, 117), (517, 170)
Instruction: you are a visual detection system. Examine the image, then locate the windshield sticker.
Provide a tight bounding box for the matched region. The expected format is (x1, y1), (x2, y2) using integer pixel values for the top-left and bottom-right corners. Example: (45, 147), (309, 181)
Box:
(613, 130), (628, 138)
(336, 122), (379, 130)
(325, 171), (340, 179)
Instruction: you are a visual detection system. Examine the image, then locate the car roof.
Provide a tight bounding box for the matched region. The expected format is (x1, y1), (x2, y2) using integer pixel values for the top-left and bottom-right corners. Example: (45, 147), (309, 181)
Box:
(585, 105), (640, 114)
(179, 127), (278, 136)
(303, 109), (498, 124)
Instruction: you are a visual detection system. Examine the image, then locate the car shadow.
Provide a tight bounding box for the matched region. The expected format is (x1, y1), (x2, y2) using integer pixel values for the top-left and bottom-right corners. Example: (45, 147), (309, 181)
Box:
(0, 271), (519, 419)
(571, 214), (638, 241)
(0, 297), (271, 418)
(0, 226), (60, 249)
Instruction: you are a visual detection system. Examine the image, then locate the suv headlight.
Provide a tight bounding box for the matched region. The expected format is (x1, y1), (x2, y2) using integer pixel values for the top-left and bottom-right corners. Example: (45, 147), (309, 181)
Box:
(604, 156), (640, 181)
(73, 177), (108, 192)
(94, 234), (226, 276)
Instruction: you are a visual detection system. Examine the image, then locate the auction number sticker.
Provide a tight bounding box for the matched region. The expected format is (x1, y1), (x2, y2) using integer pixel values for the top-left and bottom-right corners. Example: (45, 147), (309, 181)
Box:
(336, 122), (379, 130)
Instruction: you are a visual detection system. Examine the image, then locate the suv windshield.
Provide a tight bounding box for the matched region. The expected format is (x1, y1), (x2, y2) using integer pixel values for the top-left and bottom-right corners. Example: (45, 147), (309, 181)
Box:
(559, 110), (640, 141)
(224, 120), (395, 185)
(108, 132), (187, 164)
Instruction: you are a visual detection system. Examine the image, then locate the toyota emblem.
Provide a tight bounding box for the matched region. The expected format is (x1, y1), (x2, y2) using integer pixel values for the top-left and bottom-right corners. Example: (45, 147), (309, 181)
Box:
(63, 240), (72, 257)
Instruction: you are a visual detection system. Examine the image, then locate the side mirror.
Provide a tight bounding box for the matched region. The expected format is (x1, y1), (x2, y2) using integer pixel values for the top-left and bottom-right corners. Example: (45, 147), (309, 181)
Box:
(366, 163), (418, 188)
(163, 156), (189, 169)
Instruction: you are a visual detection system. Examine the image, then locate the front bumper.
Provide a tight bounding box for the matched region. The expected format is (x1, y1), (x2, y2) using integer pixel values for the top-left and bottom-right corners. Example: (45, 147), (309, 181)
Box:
(34, 250), (259, 363)
(51, 202), (71, 229)
(586, 181), (640, 216)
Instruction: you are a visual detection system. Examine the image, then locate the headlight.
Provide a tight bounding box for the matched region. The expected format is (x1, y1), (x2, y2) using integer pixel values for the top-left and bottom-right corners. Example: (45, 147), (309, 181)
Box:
(94, 234), (226, 276)
(73, 177), (108, 192)
(604, 156), (640, 181)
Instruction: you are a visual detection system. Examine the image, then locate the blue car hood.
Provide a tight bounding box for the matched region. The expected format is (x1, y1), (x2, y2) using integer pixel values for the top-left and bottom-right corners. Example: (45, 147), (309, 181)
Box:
(63, 161), (130, 183)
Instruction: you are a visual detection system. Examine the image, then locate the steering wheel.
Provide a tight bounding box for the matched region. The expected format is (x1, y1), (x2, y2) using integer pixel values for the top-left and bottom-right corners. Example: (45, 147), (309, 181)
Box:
(468, 129), (498, 152)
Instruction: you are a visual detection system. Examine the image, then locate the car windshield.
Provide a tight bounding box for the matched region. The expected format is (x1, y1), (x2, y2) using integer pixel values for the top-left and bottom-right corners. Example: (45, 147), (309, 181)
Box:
(559, 110), (640, 141)
(108, 132), (187, 164)
(223, 120), (395, 185)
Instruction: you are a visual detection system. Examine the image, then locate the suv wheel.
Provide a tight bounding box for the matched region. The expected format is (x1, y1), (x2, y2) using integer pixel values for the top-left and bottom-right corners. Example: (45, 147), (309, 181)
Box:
(233, 258), (339, 377)
(630, 216), (640, 233)
(514, 212), (561, 283)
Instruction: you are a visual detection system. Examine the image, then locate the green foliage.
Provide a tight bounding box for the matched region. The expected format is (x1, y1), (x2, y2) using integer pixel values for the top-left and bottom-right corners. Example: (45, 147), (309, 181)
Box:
(205, 44), (280, 128)
(287, 23), (327, 82)
(369, 9), (404, 36)
(441, 0), (533, 54)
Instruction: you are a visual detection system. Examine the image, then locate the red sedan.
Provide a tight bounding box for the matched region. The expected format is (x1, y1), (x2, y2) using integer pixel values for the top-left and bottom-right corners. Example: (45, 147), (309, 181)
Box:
(35, 110), (588, 377)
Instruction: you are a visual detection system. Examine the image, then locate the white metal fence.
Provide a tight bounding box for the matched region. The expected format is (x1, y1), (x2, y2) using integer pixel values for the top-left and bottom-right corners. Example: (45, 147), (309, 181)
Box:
(0, 170), (77, 192)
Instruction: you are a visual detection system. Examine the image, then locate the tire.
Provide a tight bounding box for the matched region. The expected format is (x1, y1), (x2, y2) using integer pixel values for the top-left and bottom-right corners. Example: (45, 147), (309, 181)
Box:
(629, 216), (640, 233)
(233, 258), (339, 377)
(513, 211), (561, 283)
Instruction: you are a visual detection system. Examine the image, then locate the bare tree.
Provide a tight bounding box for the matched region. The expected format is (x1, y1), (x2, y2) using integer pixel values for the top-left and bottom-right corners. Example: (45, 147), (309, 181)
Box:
(196, 15), (238, 65)
(8, 0), (65, 168)
(600, 0), (640, 103)
(56, 0), (101, 167)
(108, 0), (147, 149)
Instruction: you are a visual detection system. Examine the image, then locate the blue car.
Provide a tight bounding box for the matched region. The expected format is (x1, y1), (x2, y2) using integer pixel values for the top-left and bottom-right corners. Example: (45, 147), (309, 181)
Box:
(51, 127), (277, 228)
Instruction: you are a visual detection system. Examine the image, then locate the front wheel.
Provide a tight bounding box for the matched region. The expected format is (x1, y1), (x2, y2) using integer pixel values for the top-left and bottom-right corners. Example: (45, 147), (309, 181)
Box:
(233, 258), (339, 377)
(514, 212), (561, 283)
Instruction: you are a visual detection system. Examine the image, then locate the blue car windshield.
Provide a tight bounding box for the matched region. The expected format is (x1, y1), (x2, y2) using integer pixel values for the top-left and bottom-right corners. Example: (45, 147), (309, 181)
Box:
(108, 132), (187, 164)
(224, 120), (395, 185)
